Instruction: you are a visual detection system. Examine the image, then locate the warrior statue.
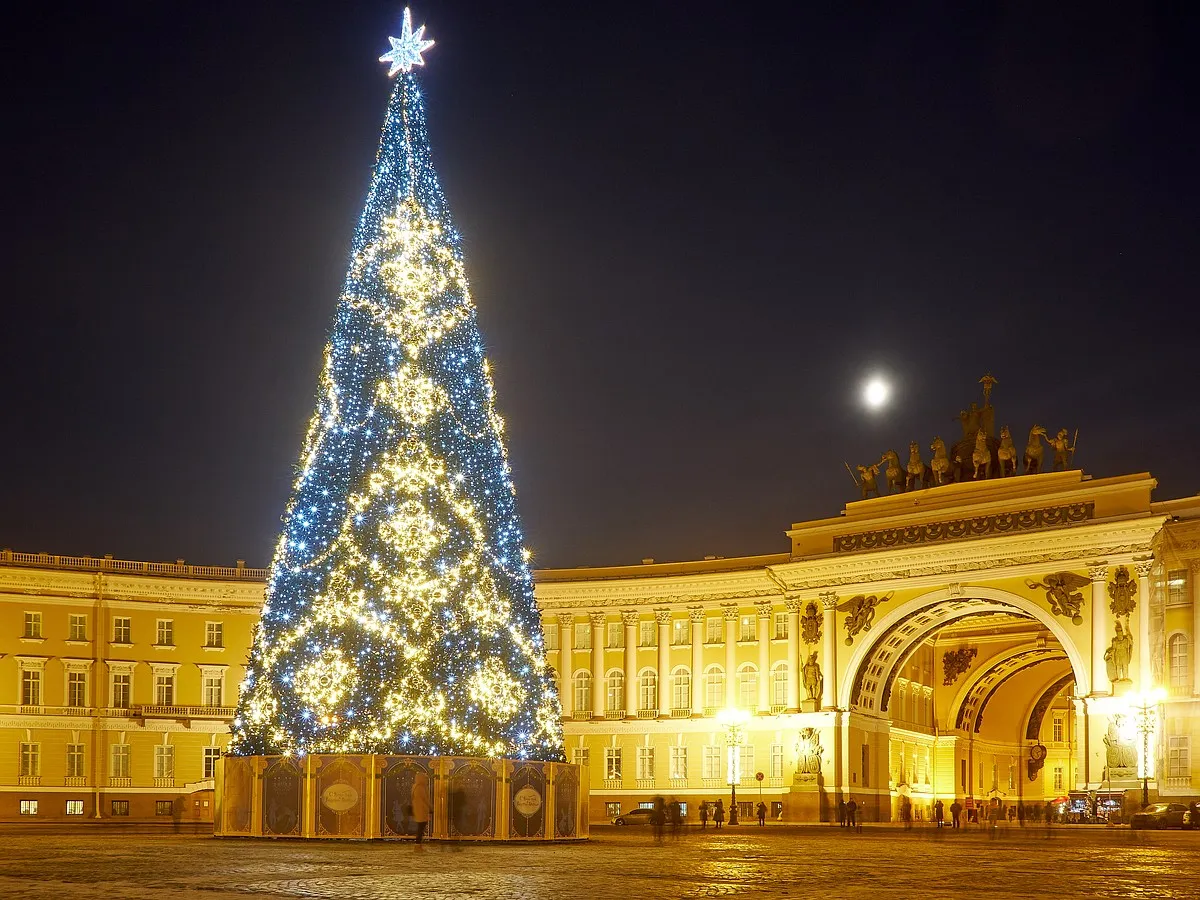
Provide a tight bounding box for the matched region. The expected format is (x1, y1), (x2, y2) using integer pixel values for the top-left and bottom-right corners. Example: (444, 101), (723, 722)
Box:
(996, 425), (1018, 477)
(1023, 425), (1048, 475)
(802, 652), (823, 703)
(1105, 620), (1134, 684)
(930, 437), (951, 486)
(1049, 428), (1076, 471)
(856, 463), (880, 500)
(905, 441), (926, 492)
(881, 449), (904, 494)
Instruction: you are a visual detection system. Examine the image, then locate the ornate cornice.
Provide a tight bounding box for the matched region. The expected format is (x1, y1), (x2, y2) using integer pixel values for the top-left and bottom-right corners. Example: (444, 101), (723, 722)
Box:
(831, 503), (1094, 553)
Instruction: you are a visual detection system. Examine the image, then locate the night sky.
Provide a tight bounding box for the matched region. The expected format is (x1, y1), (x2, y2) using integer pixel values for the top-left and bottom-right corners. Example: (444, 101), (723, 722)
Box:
(2, 2), (1197, 570)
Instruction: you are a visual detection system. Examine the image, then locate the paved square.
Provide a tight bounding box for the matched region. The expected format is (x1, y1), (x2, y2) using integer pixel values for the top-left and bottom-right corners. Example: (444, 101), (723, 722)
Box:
(0, 824), (1195, 899)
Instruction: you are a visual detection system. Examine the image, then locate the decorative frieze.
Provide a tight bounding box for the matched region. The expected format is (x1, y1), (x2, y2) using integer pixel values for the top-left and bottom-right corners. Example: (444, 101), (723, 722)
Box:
(831, 502), (1094, 553)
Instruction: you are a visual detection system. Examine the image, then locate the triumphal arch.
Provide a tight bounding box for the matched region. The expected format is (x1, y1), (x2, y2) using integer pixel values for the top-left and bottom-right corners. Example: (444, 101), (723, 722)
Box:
(535, 381), (1200, 823)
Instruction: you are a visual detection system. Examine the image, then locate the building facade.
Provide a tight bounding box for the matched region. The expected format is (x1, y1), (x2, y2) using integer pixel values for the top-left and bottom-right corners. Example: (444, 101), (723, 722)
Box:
(535, 471), (1200, 824)
(0, 553), (263, 821)
(3, 475), (1198, 825)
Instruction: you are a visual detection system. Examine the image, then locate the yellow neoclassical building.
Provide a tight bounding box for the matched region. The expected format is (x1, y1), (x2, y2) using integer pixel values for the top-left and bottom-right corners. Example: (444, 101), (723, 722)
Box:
(2, 473), (1198, 824)
(536, 470), (1200, 823)
(0, 554), (264, 821)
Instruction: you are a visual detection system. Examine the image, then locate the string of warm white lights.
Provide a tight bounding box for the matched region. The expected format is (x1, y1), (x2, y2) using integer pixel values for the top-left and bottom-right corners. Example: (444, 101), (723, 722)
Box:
(230, 11), (563, 760)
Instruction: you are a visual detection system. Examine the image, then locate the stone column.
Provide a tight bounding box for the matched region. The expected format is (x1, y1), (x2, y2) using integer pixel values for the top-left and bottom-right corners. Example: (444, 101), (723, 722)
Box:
(688, 606), (705, 716)
(1072, 697), (1089, 788)
(785, 599), (801, 712)
(655, 608), (671, 718)
(557, 613), (574, 719)
(756, 602), (772, 713)
(622, 610), (638, 716)
(589, 612), (605, 717)
(1135, 560), (1154, 692)
(1089, 565), (1110, 696)
(820, 591), (839, 711)
(1192, 561), (1200, 696)
(722, 604), (739, 708)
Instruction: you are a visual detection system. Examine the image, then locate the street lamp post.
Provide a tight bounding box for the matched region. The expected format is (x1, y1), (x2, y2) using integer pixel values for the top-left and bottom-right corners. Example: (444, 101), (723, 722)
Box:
(1133, 689), (1167, 808)
(718, 708), (750, 827)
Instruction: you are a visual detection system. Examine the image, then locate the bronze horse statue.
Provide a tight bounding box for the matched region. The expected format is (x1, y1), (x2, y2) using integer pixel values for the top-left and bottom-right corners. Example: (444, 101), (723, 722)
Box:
(971, 428), (991, 480)
(1024, 425), (1048, 474)
(905, 441), (926, 491)
(996, 425), (1018, 477)
(930, 437), (950, 486)
(881, 449), (904, 494)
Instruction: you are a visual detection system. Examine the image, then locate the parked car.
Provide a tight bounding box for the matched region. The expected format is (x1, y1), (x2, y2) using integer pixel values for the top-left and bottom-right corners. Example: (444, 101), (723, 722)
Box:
(1130, 803), (1190, 829)
(613, 807), (655, 826)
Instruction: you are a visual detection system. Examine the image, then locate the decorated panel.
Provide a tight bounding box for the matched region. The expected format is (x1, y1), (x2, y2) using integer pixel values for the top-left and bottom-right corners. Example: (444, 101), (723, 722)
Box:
(552, 763), (579, 839)
(447, 757), (497, 838)
(220, 755), (254, 835)
(315, 754), (368, 837)
(380, 756), (435, 838)
(508, 761), (546, 839)
(262, 756), (303, 837)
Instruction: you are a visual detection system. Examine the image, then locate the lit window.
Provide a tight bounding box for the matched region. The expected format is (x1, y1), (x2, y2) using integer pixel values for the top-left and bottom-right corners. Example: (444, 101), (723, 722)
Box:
(203, 748), (221, 779)
(573, 672), (592, 712)
(156, 800), (174, 816)
(112, 617), (132, 643)
(607, 622), (623, 648)
(21, 669), (42, 706)
(738, 665), (758, 708)
(670, 746), (687, 780)
(1168, 736), (1190, 778)
(639, 621), (655, 648)
(605, 672), (624, 713)
(638, 671), (657, 711)
(111, 744), (131, 779)
(771, 665), (788, 706)
(604, 747), (622, 780)
(671, 669), (691, 710)
(543, 624), (558, 650)
(69, 614), (88, 641)
(572, 747), (589, 768)
(1167, 570), (1188, 606)
(23, 612), (42, 639)
(702, 746), (721, 780)
(155, 620), (174, 646)
(155, 673), (175, 706)
(771, 744), (784, 778)
(706, 618), (722, 644)
(111, 800), (130, 816)
(739, 616), (755, 642)
(1169, 634), (1191, 694)
(19, 800), (38, 816)
(204, 622), (224, 648)
(739, 745), (756, 782)
(19, 743), (40, 778)
(671, 619), (689, 645)
(68, 671), (88, 707)
(773, 612), (788, 640)
(576, 624), (591, 650)
(704, 667), (725, 708)
(1052, 715), (1064, 743)
(154, 745), (175, 780)
(111, 673), (131, 709)
(1053, 767), (1063, 791)
(66, 744), (85, 778)
(203, 673), (224, 707)
(636, 747), (655, 780)
(65, 800), (84, 816)
(604, 801), (621, 818)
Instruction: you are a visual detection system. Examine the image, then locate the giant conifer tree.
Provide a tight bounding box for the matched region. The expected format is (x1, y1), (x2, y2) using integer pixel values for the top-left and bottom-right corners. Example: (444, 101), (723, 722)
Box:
(231, 9), (562, 760)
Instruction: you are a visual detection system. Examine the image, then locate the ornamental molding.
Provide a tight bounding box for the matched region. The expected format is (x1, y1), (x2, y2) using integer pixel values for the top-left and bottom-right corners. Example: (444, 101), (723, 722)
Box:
(0, 568), (264, 609)
(830, 503), (1094, 554)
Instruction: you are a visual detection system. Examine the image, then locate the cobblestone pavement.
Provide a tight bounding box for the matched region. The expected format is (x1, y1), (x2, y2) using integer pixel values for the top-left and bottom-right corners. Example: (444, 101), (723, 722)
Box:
(0, 824), (1196, 899)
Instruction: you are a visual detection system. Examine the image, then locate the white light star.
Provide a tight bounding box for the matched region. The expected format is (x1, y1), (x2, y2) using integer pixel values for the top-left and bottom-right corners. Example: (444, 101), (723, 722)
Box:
(379, 8), (435, 76)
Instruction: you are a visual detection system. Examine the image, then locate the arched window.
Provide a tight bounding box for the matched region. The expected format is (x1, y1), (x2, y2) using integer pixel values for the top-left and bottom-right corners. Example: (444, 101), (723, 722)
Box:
(1169, 633), (1191, 694)
(605, 669), (624, 713)
(638, 668), (658, 711)
(573, 670), (592, 713)
(737, 663), (758, 708)
(671, 666), (691, 711)
(704, 665), (725, 709)
(771, 662), (788, 706)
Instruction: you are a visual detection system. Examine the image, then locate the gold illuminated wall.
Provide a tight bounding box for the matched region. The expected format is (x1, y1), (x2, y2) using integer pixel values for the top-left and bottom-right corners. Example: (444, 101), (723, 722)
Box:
(0, 552), (263, 821)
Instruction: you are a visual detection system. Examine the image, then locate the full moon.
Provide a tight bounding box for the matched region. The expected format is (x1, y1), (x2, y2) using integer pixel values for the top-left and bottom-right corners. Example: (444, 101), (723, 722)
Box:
(863, 377), (890, 410)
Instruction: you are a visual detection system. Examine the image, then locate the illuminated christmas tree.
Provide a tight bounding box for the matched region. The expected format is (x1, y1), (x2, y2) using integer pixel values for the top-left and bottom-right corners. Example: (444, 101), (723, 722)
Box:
(231, 9), (562, 760)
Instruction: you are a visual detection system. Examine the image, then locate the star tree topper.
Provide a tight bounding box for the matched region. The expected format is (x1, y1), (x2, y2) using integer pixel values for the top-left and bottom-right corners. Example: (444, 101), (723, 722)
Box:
(379, 7), (435, 76)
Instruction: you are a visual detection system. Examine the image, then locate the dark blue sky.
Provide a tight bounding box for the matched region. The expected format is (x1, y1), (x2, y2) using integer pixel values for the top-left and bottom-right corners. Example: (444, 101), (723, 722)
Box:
(2, 2), (1196, 568)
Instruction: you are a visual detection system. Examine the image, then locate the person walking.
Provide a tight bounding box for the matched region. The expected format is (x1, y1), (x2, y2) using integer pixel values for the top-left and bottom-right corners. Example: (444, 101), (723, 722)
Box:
(900, 795), (913, 831)
(411, 771), (431, 848)
(934, 799), (944, 828)
(838, 799), (847, 828)
(699, 800), (710, 829)
(651, 796), (666, 843)
(756, 802), (767, 826)
(713, 799), (725, 829)
(949, 799), (962, 829)
(846, 797), (859, 832)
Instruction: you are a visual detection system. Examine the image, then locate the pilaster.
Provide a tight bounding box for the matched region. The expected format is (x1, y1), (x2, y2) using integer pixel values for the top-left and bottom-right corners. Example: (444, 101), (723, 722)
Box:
(1088, 564), (1109, 696)
(688, 606), (705, 716)
(1135, 559), (1154, 692)
(655, 608), (671, 717)
(756, 601), (772, 713)
(785, 598), (801, 711)
(819, 591), (838, 711)
(621, 610), (638, 716)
